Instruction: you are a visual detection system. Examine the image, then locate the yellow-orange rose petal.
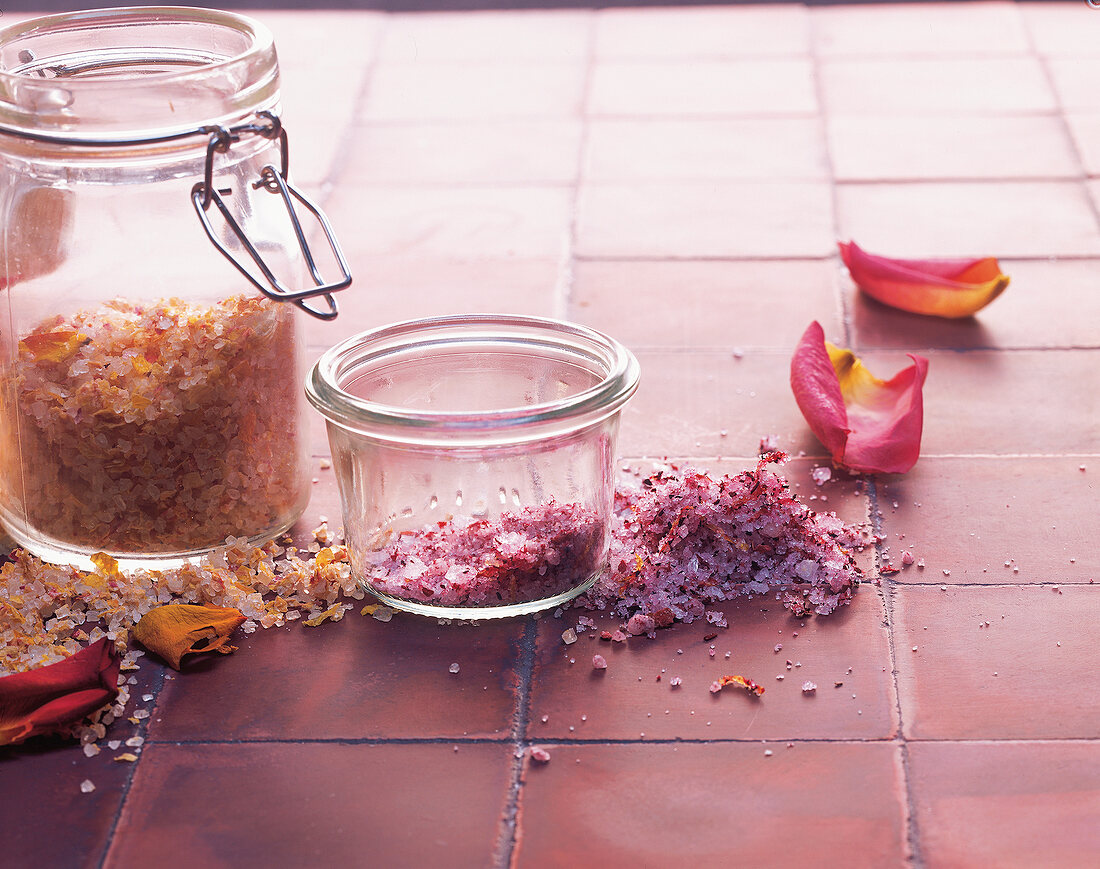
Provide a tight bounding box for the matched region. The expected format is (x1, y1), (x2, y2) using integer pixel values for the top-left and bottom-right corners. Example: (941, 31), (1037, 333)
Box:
(791, 321), (928, 475)
(839, 240), (1009, 319)
(131, 604), (246, 670)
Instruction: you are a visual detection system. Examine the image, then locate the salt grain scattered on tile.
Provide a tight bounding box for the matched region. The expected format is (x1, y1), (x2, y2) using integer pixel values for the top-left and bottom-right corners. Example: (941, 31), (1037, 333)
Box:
(530, 747), (551, 764)
(80, 780), (95, 794)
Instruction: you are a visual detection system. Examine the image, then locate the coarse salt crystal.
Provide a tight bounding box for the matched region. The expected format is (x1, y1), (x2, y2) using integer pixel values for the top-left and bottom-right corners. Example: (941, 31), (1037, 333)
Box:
(561, 628), (578, 645)
(80, 780), (95, 794)
(448, 663), (460, 674)
(669, 676), (682, 688)
(625, 614), (655, 635)
(801, 681), (817, 694)
(592, 654), (608, 670)
(530, 747), (551, 764)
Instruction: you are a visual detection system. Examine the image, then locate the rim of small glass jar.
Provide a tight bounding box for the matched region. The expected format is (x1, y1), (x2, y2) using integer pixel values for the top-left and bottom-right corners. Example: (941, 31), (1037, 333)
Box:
(0, 6), (277, 142)
(306, 314), (641, 441)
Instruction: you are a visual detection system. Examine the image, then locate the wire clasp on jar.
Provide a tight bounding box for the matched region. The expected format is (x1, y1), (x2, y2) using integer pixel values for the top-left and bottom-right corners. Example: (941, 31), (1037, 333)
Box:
(191, 111), (351, 320)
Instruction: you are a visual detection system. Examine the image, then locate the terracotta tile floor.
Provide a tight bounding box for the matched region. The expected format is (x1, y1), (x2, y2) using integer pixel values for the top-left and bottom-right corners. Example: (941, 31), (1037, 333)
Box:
(3, 3), (1100, 867)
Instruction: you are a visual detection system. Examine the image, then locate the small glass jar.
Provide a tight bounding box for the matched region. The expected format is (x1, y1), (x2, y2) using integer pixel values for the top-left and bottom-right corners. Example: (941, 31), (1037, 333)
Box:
(0, 8), (350, 569)
(306, 315), (640, 619)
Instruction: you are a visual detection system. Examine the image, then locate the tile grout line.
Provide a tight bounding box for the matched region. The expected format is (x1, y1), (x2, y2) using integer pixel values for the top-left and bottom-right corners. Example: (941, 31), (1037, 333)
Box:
(138, 733), (1100, 747)
(95, 663), (168, 869)
(492, 614), (539, 869)
(870, 474), (924, 869)
(572, 251), (1100, 263)
(553, 9), (598, 323)
(806, 6), (848, 349)
(1026, 8), (1100, 234)
(812, 10), (919, 861)
(310, 11), (389, 211)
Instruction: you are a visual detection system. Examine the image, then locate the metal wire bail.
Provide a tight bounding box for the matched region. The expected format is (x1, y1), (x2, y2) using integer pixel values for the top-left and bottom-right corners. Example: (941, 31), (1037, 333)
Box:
(191, 111), (351, 320)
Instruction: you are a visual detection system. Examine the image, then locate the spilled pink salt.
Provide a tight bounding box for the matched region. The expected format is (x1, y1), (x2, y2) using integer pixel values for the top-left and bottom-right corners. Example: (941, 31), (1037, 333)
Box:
(580, 452), (865, 625)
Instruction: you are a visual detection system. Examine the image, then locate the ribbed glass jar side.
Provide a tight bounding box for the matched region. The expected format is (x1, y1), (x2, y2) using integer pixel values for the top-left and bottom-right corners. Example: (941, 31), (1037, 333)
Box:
(307, 316), (640, 619)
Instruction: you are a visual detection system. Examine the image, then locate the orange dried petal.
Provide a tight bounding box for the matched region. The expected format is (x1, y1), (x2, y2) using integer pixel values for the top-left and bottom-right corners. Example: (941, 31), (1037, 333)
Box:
(131, 604), (245, 670)
(718, 674), (765, 696)
(20, 330), (85, 363)
(840, 241), (1009, 319)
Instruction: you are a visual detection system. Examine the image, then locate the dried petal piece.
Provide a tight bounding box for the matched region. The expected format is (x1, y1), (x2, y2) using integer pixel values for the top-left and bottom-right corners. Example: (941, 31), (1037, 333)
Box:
(0, 638), (120, 745)
(19, 329), (85, 364)
(131, 604), (245, 670)
(712, 674), (765, 696)
(303, 603), (346, 627)
(840, 241), (1009, 319)
(791, 321), (928, 474)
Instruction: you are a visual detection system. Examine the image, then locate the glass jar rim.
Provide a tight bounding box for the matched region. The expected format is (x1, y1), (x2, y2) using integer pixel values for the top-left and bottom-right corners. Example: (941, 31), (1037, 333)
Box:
(0, 6), (278, 142)
(306, 314), (641, 442)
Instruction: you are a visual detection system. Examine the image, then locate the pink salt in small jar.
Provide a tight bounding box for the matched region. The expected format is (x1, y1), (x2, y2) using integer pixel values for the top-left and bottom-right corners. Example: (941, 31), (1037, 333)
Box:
(306, 315), (640, 619)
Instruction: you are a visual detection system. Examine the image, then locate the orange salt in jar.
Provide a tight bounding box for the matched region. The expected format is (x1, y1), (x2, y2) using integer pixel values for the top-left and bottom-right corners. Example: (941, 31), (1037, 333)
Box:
(0, 8), (351, 569)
